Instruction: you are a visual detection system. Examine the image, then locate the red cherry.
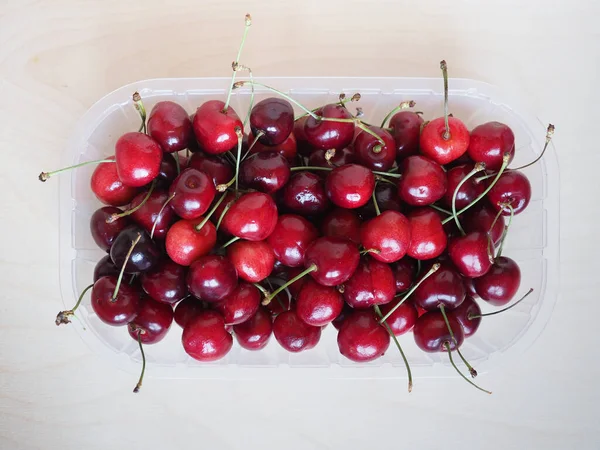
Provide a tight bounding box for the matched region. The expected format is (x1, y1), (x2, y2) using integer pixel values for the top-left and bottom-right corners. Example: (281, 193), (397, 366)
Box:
(227, 240), (275, 282)
(233, 307), (273, 350)
(94, 255), (119, 281)
(174, 297), (204, 328)
(267, 214), (319, 268)
(140, 259), (188, 305)
(337, 310), (390, 362)
(379, 299), (418, 335)
(308, 147), (355, 168)
(214, 282), (261, 325)
(325, 164), (375, 209)
(168, 168), (216, 220)
(360, 210), (411, 263)
(321, 208), (362, 244)
(265, 292), (293, 316)
(250, 98), (294, 146)
(273, 309), (321, 352)
(222, 192), (278, 241)
(127, 296), (173, 344)
(130, 189), (176, 239)
(296, 279), (344, 326)
(413, 310), (464, 352)
(187, 255), (238, 302)
(182, 310), (233, 361)
(90, 206), (131, 252)
(406, 208), (447, 260)
(450, 296), (481, 338)
(462, 202), (506, 245)
(388, 110), (424, 161)
(397, 155), (447, 206)
(412, 263), (466, 311)
(110, 226), (161, 273)
(420, 117), (470, 165)
(165, 217), (217, 266)
(391, 258), (417, 293)
(155, 153), (180, 188)
(294, 116), (314, 156)
(304, 104), (355, 150)
(487, 170), (532, 216)
(354, 126), (396, 171)
(282, 171), (330, 215)
(188, 152), (233, 187)
(147, 101), (193, 153)
(115, 132), (163, 187)
(332, 302), (353, 330)
(304, 236), (360, 286)
(467, 121), (515, 171)
(193, 100), (243, 155)
(239, 151), (290, 193)
(473, 256), (521, 306)
(248, 130), (298, 162)
(91, 276), (141, 326)
(442, 164), (485, 210)
(91, 158), (138, 206)
(343, 257), (396, 309)
(447, 231), (493, 278)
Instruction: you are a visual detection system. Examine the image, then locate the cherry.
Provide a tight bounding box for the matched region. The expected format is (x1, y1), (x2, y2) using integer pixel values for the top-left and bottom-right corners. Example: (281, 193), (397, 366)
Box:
(214, 282), (261, 325)
(188, 152), (233, 187)
(115, 132), (163, 187)
(325, 164), (375, 209)
(110, 226), (160, 273)
(462, 202), (506, 245)
(239, 151), (290, 193)
(467, 121), (515, 171)
(391, 258), (417, 293)
(413, 310), (464, 352)
(129, 189), (176, 239)
(155, 153), (180, 188)
(442, 164), (485, 210)
(282, 171), (330, 215)
(412, 263), (466, 311)
(360, 210), (411, 263)
(165, 217), (216, 266)
(222, 192), (278, 241)
(397, 155), (447, 206)
(233, 307), (273, 350)
(250, 98), (294, 145)
(182, 310), (233, 361)
(450, 295), (481, 338)
(473, 256), (521, 306)
(127, 296), (174, 344)
(308, 147), (355, 168)
(487, 170), (531, 216)
(332, 303), (352, 330)
(354, 126), (396, 171)
(168, 168), (216, 219)
(304, 104), (354, 150)
(293, 116), (314, 156)
(388, 110), (424, 161)
(379, 299), (418, 335)
(448, 231), (493, 278)
(91, 275), (141, 326)
(406, 208), (447, 260)
(227, 240), (275, 282)
(147, 101), (193, 153)
(94, 255), (119, 281)
(358, 183), (403, 219)
(337, 310), (390, 362)
(463, 276), (477, 297)
(140, 259), (188, 305)
(90, 206), (131, 252)
(296, 279), (344, 326)
(193, 100), (243, 155)
(273, 309), (321, 352)
(91, 158), (138, 206)
(304, 236), (360, 286)
(343, 257), (396, 308)
(174, 297), (204, 328)
(321, 208), (361, 244)
(187, 255), (238, 302)
(266, 214), (319, 268)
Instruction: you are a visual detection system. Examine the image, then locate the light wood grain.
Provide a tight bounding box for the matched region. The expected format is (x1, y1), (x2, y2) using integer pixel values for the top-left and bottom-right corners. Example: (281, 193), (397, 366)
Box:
(1, 0), (600, 449)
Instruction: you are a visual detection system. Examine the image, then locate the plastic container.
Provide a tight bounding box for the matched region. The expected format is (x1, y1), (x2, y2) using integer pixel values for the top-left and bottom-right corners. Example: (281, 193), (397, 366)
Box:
(58, 77), (559, 379)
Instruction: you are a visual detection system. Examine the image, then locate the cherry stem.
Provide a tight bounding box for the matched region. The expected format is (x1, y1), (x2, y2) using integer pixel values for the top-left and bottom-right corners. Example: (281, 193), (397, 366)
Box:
(441, 153), (511, 225)
(290, 166), (332, 173)
(195, 191), (228, 231)
(174, 155), (181, 175)
(360, 248), (381, 256)
(511, 124), (555, 171)
(375, 175), (396, 186)
(488, 205), (505, 235)
(132, 92), (147, 134)
(380, 100), (416, 128)
(374, 304), (413, 393)
(38, 158), (114, 182)
(469, 288), (534, 319)
(132, 329), (146, 393)
(379, 263), (441, 323)
(430, 204), (452, 215)
(355, 122), (385, 148)
(372, 170), (401, 179)
(215, 199), (235, 231)
(439, 304), (477, 378)
(220, 236), (240, 249)
(241, 130), (265, 161)
(241, 65), (256, 129)
(262, 264), (317, 305)
(444, 343), (492, 394)
(107, 181), (156, 223)
(55, 283), (94, 326)
(223, 14), (252, 111)
(150, 192), (176, 239)
(451, 162), (486, 235)
(372, 189), (381, 216)
(239, 81), (318, 119)
(252, 282), (270, 297)
(440, 60), (450, 140)
(496, 204), (514, 257)
(111, 233), (142, 302)
(234, 127), (243, 193)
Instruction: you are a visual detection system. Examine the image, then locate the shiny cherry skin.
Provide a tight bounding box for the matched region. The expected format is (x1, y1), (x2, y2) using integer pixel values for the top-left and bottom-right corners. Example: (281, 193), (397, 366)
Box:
(358, 183), (403, 219)
(308, 146), (355, 168)
(379, 299), (418, 335)
(412, 263), (466, 311)
(343, 257), (396, 308)
(130, 188), (176, 239)
(182, 310), (233, 361)
(165, 217), (217, 266)
(168, 168), (216, 219)
(304, 104), (355, 150)
(354, 126), (396, 171)
(391, 258), (417, 293)
(147, 101), (193, 153)
(250, 98), (294, 146)
(406, 208), (447, 260)
(214, 282), (261, 325)
(442, 164), (485, 210)
(360, 211), (411, 263)
(91, 158), (138, 206)
(155, 153), (179, 188)
(282, 172), (330, 215)
(337, 310), (390, 362)
(187, 255), (238, 302)
(115, 132), (163, 187)
(321, 208), (361, 244)
(140, 259), (188, 305)
(248, 130), (297, 162)
(273, 309), (321, 352)
(296, 279), (344, 326)
(233, 307), (273, 350)
(462, 202), (506, 245)
(188, 152), (233, 187)
(467, 121), (515, 171)
(110, 226), (160, 273)
(267, 214), (319, 268)
(127, 296), (173, 344)
(174, 297), (204, 328)
(413, 310), (464, 352)
(94, 255), (119, 281)
(325, 164), (375, 209)
(193, 100), (243, 155)
(450, 296), (481, 338)
(487, 170), (532, 216)
(91, 275), (141, 326)
(240, 151), (290, 193)
(448, 231), (493, 278)
(388, 110), (424, 161)
(397, 155), (447, 206)
(222, 192), (278, 241)
(420, 117), (470, 165)
(90, 206), (131, 252)
(473, 256), (521, 306)
(227, 240), (275, 282)
(304, 236), (360, 286)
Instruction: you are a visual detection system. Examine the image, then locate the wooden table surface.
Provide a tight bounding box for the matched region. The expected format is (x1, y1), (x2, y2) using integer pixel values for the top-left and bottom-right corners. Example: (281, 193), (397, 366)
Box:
(1, 1), (599, 449)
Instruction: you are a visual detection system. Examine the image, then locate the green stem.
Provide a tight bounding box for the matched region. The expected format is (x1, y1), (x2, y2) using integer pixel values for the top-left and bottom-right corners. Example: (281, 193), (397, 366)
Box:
(468, 288), (534, 319)
(111, 233), (142, 301)
(511, 124), (555, 171)
(107, 181), (156, 223)
(241, 65), (256, 129)
(223, 14), (252, 111)
(55, 283), (94, 326)
(444, 343), (492, 395)
(38, 159), (114, 182)
(262, 265), (317, 306)
(290, 166), (332, 173)
(440, 60), (450, 140)
(430, 204), (452, 215)
(372, 170), (401, 179)
(174, 154), (180, 175)
(252, 283), (270, 297)
(372, 187), (381, 216)
(241, 81), (318, 119)
(497, 204), (514, 257)
(234, 127), (243, 193)
(380, 100), (416, 128)
(451, 162), (486, 235)
(133, 92), (147, 134)
(439, 304), (477, 378)
(150, 192), (176, 239)
(241, 130), (264, 162)
(132, 329), (146, 393)
(195, 191), (228, 231)
(215, 199), (235, 231)
(220, 236), (240, 249)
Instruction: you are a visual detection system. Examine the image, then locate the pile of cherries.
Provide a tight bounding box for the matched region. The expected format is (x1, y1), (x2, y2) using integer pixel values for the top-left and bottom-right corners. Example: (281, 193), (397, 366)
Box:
(43, 16), (554, 394)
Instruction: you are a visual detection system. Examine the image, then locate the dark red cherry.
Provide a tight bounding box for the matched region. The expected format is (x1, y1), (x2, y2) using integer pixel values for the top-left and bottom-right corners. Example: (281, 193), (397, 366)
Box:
(447, 231), (493, 278)
(406, 208), (447, 260)
(343, 257), (396, 308)
(94, 255), (119, 281)
(467, 121), (515, 171)
(115, 132), (163, 187)
(354, 126), (396, 171)
(325, 164), (375, 209)
(296, 279), (344, 326)
(233, 307), (273, 350)
(147, 101), (193, 153)
(222, 192), (278, 241)
(379, 299), (418, 335)
(267, 214), (319, 268)
(130, 189), (176, 239)
(331, 302), (352, 330)
(308, 146), (355, 168)
(442, 164), (485, 210)
(391, 258), (417, 293)
(462, 202), (506, 245)
(140, 259), (188, 305)
(193, 100), (243, 155)
(450, 296), (481, 338)
(155, 153), (179, 188)
(304, 236), (360, 286)
(413, 310), (464, 352)
(214, 282), (260, 325)
(360, 210), (411, 263)
(294, 116), (314, 156)
(473, 256), (521, 306)
(182, 310), (233, 361)
(273, 309), (321, 352)
(249, 130), (297, 162)
(91, 275), (141, 326)
(90, 206), (131, 252)
(321, 208), (361, 244)
(487, 170), (532, 216)
(174, 297), (204, 328)
(188, 152), (233, 187)
(358, 183), (403, 219)
(168, 168), (216, 220)
(412, 263), (466, 311)
(250, 98), (294, 146)
(187, 255), (238, 302)
(304, 104), (355, 150)
(463, 276), (477, 297)
(388, 110), (424, 161)
(282, 171), (330, 215)
(127, 296), (173, 344)
(91, 158), (138, 206)
(420, 117), (470, 165)
(165, 217), (216, 266)
(239, 151), (290, 193)
(110, 226), (161, 273)
(337, 310), (390, 362)
(227, 240), (275, 282)
(397, 155), (447, 206)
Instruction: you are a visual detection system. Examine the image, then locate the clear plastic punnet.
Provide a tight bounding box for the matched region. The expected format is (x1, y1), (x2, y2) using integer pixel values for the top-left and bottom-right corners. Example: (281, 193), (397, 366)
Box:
(58, 77), (559, 379)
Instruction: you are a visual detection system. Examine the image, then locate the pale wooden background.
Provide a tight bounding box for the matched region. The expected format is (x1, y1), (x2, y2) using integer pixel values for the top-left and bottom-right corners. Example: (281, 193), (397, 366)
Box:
(1, 0), (599, 449)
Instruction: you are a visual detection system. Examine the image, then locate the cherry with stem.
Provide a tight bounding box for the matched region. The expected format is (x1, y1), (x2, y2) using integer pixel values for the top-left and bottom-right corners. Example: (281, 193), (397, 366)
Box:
(450, 162), (486, 235)
(380, 100), (416, 128)
(439, 304), (477, 378)
(55, 283), (94, 326)
(261, 265), (318, 305)
(111, 233), (142, 301)
(469, 288), (534, 319)
(107, 181), (156, 223)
